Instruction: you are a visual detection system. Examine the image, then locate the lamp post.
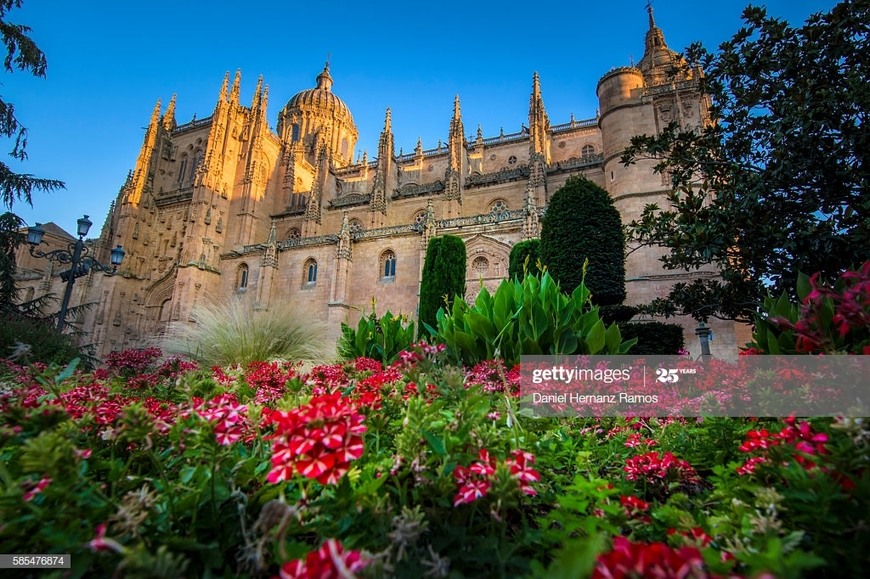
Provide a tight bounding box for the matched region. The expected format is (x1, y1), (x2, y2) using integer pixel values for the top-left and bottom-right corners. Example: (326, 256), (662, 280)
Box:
(27, 215), (125, 334)
(695, 322), (713, 359)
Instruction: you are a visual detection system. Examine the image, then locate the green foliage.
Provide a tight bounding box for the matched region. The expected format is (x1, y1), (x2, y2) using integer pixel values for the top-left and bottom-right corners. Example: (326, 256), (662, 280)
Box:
(539, 175), (626, 305)
(0, 210), (23, 310)
(0, 309), (81, 365)
(749, 264), (870, 355)
(163, 299), (330, 367)
(616, 321), (685, 355)
(508, 239), (541, 280)
(623, 2), (870, 322)
(418, 234), (466, 338)
(599, 304), (638, 324)
(1, 347), (868, 577)
(337, 301), (415, 365)
(429, 268), (635, 367)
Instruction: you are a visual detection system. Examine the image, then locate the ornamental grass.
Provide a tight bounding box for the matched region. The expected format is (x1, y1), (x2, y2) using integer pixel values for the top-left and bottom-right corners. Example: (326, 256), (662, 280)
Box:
(162, 299), (331, 368)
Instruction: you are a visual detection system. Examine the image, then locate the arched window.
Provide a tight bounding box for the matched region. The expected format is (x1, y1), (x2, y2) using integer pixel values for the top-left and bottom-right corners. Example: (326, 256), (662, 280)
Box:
(177, 155), (189, 184)
(304, 258), (318, 284)
(381, 250), (396, 279)
(582, 144), (595, 157)
(341, 138), (349, 158)
(236, 263), (249, 291)
(291, 124), (300, 142)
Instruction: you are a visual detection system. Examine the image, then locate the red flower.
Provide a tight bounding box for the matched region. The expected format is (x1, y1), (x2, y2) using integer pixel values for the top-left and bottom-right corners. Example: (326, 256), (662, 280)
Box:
(593, 536), (709, 579)
(623, 451), (700, 485)
(266, 393), (366, 485)
(453, 448), (540, 506)
(736, 456), (769, 475)
(279, 539), (370, 579)
(505, 449), (541, 496)
(620, 494), (650, 513)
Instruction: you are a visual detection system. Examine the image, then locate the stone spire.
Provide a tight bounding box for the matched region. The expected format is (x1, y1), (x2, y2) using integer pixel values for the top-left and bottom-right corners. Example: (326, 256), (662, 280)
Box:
(528, 72), (550, 159)
(126, 98), (161, 205)
(370, 108), (393, 219)
(304, 144), (328, 232)
(218, 71), (229, 102)
(229, 69), (242, 104)
(444, 96), (465, 208)
(162, 94), (177, 131)
(447, 95), (465, 172)
(251, 75), (263, 110)
(200, 72), (234, 188)
(637, 5), (687, 86)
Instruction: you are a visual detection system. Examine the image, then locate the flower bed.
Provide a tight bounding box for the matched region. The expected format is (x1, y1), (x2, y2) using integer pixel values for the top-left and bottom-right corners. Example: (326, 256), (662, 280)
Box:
(1, 346), (868, 579)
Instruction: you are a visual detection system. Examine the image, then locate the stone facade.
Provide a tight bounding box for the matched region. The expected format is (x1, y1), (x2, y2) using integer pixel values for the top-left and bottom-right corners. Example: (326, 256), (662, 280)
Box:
(15, 9), (749, 360)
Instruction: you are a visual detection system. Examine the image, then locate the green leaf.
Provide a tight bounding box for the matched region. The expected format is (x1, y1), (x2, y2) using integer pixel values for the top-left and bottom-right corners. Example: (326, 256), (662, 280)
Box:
(586, 320), (606, 354)
(796, 271), (812, 302)
(421, 429), (447, 456)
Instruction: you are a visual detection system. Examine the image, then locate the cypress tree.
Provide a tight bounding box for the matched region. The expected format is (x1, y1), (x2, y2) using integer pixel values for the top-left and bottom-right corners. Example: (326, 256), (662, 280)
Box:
(508, 239), (541, 280)
(418, 234), (466, 337)
(539, 175), (626, 305)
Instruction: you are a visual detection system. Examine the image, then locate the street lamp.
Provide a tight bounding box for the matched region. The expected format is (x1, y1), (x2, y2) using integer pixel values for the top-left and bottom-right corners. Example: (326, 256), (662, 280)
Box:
(27, 215), (125, 333)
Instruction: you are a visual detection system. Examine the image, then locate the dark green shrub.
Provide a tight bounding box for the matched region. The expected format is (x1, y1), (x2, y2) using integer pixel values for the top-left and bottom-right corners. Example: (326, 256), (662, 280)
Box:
(540, 176), (626, 305)
(616, 321), (685, 355)
(599, 304), (638, 324)
(0, 311), (82, 366)
(418, 235), (466, 338)
(508, 239), (541, 280)
(430, 268), (635, 367)
(338, 304), (415, 365)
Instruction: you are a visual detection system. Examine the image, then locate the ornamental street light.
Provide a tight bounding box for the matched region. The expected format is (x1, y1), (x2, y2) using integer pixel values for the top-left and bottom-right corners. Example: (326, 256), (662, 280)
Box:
(27, 215), (125, 334)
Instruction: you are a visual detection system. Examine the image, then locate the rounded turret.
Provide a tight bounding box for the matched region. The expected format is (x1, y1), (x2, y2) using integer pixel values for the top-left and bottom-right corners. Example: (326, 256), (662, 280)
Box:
(596, 66), (645, 119)
(596, 66), (657, 198)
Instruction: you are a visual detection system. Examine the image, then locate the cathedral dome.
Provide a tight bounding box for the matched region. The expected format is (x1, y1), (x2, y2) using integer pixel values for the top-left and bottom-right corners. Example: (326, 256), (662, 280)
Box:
(278, 63), (359, 167)
(282, 64), (355, 128)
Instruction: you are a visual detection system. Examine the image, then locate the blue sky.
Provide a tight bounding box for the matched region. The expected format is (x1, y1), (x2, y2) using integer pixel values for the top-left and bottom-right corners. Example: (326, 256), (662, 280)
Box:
(5, 0), (836, 234)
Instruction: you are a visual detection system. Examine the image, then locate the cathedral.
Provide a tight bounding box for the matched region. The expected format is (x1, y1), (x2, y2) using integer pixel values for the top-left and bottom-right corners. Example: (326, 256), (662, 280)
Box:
(15, 9), (748, 360)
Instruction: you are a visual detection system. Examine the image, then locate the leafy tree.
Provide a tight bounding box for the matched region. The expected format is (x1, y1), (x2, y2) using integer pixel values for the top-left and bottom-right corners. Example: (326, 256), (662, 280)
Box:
(0, 1), (64, 313)
(539, 175), (625, 305)
(0, 1), (64, 208)
(508, 239), (541, 280)
(623, 1), (869, 323)
(418, 235), (466, 338)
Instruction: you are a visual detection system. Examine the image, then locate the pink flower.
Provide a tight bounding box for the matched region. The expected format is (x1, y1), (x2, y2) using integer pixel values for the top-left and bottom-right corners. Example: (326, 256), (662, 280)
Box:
(87, 523), (124, 553)
(280, 539), (369, 579)
(21, 477), (51, 502)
